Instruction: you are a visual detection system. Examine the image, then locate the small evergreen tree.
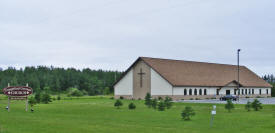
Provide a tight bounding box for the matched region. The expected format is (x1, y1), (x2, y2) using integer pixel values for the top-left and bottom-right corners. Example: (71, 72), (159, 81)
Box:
(151, 98), (158, 109)
(28, 96), (36, 112)
(145, 93), (152, 108)
(34, 92), (41, 103)
(225, 100), (234, 112)
(245, 101), (252, 111)
(181, 106), (195, 121)
(128, 102), (136, 110)
(114, 100), (123, 109)
(164, 96), (173, 109)
(41, 93), (52, 104)
(252, 99), (263, 111)
(158, 100), (165, 111)
(57, 95), (61, 100)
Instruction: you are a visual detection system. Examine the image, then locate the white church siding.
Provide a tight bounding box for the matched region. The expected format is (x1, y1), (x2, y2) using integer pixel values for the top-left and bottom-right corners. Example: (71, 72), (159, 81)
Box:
(114, 69), (133, 96)
(151, 68), (173, 95)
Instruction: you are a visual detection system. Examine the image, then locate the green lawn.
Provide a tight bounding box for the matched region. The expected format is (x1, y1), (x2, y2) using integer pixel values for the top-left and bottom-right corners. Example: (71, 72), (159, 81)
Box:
(0, 95), (274, 133)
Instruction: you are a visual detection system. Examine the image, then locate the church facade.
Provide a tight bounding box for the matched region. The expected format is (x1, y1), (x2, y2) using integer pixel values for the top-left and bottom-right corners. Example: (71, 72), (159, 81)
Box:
(114, 57), (272, 100)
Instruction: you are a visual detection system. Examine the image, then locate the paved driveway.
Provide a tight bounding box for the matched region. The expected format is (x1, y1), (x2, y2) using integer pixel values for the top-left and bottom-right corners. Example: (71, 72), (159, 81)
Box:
(178, 98), (275, 104)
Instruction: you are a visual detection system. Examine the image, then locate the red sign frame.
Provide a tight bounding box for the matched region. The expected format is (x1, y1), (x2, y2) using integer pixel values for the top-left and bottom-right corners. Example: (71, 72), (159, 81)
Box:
(3, 86), (33, 96)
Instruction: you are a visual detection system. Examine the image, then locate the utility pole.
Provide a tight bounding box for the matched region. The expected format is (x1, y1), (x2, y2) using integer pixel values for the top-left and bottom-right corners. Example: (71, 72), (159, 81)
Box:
(237, 49), (241, 101)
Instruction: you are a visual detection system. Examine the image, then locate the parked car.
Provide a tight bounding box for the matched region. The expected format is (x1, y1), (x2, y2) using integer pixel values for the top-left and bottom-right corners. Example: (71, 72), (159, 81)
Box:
(220, 95), (238, 101)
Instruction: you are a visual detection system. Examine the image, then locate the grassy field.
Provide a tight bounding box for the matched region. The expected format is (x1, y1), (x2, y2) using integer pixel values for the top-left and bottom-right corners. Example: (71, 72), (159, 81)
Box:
(0, 95), (274, 133)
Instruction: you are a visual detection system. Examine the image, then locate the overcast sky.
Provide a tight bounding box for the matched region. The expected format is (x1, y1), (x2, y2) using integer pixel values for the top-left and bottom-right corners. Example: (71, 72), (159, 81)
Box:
(0, 0), (274, 76)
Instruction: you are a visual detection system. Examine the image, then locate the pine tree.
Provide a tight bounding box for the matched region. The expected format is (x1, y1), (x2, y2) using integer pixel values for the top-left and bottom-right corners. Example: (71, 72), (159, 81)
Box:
(164, 96), (173, 109)
(114, 100), (123, 109)
(128, 102), (136, 110)
(151, 98), (158, 109)
(181, 106), (195, 120)
(225, 100), (234, 112)
(252, 99), (263, 111)
(145, 93), (152, 108)
(245, 101), (252, 111)
(158, 100), (165, 111)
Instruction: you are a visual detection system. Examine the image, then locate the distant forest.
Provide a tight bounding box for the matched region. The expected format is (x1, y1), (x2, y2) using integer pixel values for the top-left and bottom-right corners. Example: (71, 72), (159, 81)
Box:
(0, 66), (123, 95)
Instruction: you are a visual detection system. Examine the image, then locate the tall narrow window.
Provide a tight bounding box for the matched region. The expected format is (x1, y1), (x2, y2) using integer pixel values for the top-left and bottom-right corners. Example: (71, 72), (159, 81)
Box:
(204, 89), (207, 95)
(199, 89), (202, 95)
(184, 89), (187, 95)
(252, 89), (254, 95)
(242, 89), (244, 95)
(267, 89), (268, 94)
(259, 89), (262, 95)
(249, 89), (251, 95)
(216, 89), (219, 95)
(194, 89), (197, 95)
(189, 89), (192, 95)
(245, 89), (247, 95)
(234, 89), (236, 95)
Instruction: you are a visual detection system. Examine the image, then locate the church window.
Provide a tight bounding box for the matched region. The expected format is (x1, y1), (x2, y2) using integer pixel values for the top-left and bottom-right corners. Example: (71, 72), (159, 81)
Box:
(245, 89), (247, 95)
(204, 89), (207, 95)
(259, 89), (262, 95)
(242, 89), (244, 95)
(194, 89), (197, 95)
(252, 89), (254, 95)
(199, 89), (202, 95)
(266, 89), (268, 94)
(249, 89), (251, 95)
(184, 89), (187, 95)
(189, 89), (192, 95)
(216, 89), (219, 95)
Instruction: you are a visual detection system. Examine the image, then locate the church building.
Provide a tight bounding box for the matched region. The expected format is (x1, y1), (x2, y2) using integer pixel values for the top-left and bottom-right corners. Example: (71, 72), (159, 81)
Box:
(114, 57), (272, 100)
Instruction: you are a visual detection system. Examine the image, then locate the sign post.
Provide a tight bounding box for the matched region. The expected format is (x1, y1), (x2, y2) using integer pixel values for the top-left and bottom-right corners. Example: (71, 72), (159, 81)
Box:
(3, 84), (32, 112)
(210, 105), (216, 127)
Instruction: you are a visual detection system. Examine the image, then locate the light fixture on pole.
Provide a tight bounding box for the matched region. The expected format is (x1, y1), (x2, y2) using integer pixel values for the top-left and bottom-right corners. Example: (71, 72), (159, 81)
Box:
(237, 49), (241, 101)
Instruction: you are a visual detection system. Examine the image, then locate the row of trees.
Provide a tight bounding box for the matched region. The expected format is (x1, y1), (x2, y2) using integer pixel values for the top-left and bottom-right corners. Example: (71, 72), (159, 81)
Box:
(262, 74), (275, 97)
(0, 66), (122, 95)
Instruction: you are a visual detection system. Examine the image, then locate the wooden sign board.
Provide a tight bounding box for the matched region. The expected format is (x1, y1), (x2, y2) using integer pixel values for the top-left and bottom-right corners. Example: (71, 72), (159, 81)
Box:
(3, 86), (33, 112)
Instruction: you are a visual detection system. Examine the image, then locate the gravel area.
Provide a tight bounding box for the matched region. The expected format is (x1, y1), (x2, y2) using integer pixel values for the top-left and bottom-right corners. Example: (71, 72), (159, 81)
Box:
(178, 98), (275, 104)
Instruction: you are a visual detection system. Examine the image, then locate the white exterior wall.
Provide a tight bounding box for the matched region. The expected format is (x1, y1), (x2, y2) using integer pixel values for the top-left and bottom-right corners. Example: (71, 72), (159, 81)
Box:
(151, 68), (173, 95)
(114, 69), (133, 95)
(173, 87), (218, 95)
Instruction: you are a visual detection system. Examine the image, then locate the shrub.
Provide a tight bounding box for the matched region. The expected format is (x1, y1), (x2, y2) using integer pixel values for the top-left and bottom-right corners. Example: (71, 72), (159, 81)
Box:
(34, 92), (41, 103)
(145, 93), (152, 108)
(225, 100), (234, 112)
(151, 98), (158, 109)
(114, 100), (123, 109)
(128, 103), (136, 110)
(164, 96), (173, 109)
(57, 95), (61, 100)
(110, 97), (114, 99)
(252, 99), (263, 111)
(158, 97), (163, 100)
(181, 106), (195, 120)
(190, 98), (193, 100)
(28, 96), (36, 112)
(41, 93), (52, 104)
(119, 96), (124, 100)
(195, 98), (200, 100)
(158, 100), (165, 111)
(245, 101), (252, 111)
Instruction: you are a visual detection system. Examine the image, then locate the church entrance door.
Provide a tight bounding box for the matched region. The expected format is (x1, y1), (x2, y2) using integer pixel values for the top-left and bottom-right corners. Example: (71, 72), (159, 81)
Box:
(226, 90), (230, 95)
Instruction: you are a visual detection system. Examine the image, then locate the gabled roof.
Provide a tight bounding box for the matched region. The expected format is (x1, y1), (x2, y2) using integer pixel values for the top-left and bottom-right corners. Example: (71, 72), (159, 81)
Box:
(114, 57), (272, 88)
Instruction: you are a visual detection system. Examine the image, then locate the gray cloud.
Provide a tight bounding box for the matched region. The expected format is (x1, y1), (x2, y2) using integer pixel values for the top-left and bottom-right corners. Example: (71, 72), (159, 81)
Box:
(0, 0), (274, 76)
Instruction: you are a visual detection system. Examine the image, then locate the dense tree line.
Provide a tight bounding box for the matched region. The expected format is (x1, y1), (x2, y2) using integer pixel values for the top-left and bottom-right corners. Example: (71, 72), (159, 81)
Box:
(0, 66), (122, 95)
(262, 74), (275, 97)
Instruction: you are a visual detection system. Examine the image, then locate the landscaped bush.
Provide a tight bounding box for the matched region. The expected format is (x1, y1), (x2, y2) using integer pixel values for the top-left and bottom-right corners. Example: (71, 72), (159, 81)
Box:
(164, 96), (173, 109)
(151, 98), (158, 109)
(28, 96), (36, 112)
(119, 96), (124, 100)
(114, 100), (123, 109)
(225, 100), (234, 112)
(41, 93), (52, 104)
(128, 103), (136, 110)
(245, 101), (252, 111)
(158, 100), (165, 111)
(181, 106), (195, 121)
(57, 95), (61, 100)
(252, 99), (263, 111)
(145, 93), (152, 108)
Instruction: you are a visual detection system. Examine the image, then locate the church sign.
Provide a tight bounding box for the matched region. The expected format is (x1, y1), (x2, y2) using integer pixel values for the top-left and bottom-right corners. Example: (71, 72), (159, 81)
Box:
(3, 85), (32, 112)
(3, 86), (32, 96)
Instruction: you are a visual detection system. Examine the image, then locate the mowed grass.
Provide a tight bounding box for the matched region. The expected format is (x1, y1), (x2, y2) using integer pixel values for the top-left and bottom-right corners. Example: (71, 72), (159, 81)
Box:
(0, 95), (275, 133)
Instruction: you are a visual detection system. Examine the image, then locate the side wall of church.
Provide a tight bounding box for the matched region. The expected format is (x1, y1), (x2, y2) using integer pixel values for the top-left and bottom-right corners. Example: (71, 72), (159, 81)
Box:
(151, 68), (173, 95)
(114, 69), (133, 96)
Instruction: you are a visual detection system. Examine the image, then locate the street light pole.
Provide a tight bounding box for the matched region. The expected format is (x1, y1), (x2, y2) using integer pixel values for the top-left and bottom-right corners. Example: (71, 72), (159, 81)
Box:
(237, 49), (241, 101)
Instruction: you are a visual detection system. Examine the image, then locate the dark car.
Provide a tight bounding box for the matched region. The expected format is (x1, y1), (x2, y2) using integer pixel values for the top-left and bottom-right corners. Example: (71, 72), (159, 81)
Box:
(220, 95), (238, 101)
